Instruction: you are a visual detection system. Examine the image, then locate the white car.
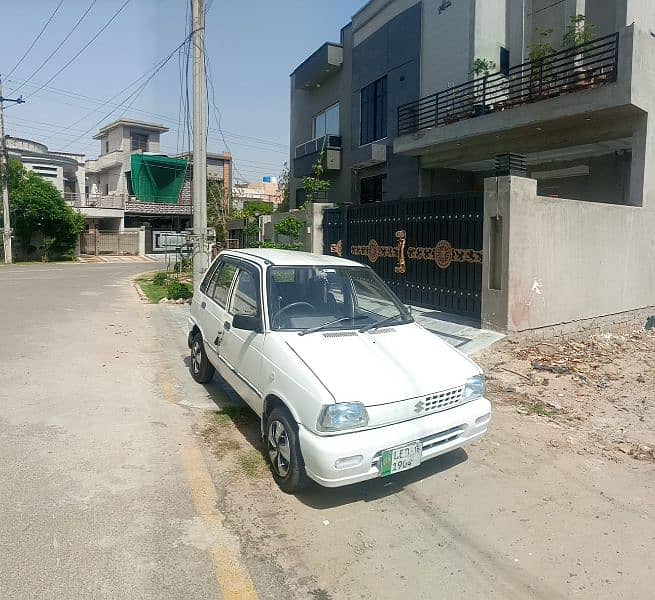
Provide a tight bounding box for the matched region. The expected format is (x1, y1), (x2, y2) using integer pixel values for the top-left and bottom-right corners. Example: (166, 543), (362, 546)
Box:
(188, 249), (491, 493)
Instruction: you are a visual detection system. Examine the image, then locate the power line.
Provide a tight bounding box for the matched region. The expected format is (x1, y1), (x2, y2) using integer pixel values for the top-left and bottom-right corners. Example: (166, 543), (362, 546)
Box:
(58, 32), (196, 150)
(5, 75), (288, 149)
(25, 0), (132, 100)
(11, 0), (99, 96)
(5, 0), (64, 79)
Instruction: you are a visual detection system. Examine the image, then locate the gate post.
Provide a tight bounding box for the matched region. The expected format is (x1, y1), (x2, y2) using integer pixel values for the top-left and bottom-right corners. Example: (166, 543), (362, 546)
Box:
(94, 228), (99, 256)
(342, 202), (351, 260)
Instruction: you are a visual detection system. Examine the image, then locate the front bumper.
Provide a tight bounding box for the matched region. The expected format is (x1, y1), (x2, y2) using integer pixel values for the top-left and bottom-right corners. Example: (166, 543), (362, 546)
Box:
(298, 397), (491, 488)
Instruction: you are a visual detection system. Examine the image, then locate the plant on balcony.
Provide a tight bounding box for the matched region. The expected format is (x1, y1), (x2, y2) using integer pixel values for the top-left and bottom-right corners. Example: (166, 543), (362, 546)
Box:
(470, 58), (497, 116)
(301, 148), (331, 207)
(562, 15), (599, 88)
(527, 28), (556, 101)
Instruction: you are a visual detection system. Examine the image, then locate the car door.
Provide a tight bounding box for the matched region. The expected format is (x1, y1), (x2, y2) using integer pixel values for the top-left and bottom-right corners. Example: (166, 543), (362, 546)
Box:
(200, 259), (238, 367)
(219, 264), (265, 414)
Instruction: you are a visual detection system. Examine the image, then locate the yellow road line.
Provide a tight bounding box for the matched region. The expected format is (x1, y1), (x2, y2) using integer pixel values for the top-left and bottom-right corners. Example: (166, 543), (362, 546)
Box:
(183, 442), (259, 600)
(155, 370), (258, 599)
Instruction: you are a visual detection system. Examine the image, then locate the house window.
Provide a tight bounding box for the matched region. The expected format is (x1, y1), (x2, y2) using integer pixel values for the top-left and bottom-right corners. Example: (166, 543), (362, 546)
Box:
(312, 103), (340, 139)
(360, 76), (387, 145)
(104, 184), (109, 195)
(104, 140), (109, 154)
(131, 133), (149, 152)
(360, 174), (386, 204)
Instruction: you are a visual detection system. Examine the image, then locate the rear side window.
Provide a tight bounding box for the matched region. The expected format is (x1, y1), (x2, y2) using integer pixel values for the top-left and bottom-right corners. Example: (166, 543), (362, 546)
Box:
(210, 262), (237, 307)
(200, 259), (220, 294)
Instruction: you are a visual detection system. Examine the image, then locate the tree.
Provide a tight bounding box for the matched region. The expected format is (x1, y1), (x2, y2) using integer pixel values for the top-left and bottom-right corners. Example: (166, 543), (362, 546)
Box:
(4, 160), (84, 261)
(278, 162), (290, 212)
(274, 216), (303, 245)
(207, 179), (230, 243)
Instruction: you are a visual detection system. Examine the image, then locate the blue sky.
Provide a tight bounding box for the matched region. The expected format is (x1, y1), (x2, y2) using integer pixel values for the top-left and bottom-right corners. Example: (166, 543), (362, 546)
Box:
(0, 0), (362, 183)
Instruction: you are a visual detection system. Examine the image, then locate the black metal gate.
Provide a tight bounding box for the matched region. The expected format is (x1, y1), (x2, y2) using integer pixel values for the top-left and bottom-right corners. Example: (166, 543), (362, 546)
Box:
(322, 193), (483, 318)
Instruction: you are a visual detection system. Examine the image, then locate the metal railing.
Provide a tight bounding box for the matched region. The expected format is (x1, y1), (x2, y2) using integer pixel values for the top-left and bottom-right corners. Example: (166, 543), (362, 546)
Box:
(294, 134), (342, 159)
(64, 193), (126, 209)
(397, 32), (620, 136)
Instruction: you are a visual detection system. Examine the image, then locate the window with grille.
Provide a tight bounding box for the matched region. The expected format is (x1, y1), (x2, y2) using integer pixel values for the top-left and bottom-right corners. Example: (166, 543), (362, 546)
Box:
(360, 174), (386, 204)
(130, 133), (149, 152)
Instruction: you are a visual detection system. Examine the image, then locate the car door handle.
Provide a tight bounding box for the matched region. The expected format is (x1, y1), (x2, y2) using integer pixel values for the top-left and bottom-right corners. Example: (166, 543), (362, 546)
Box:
(201, 301), (206, 309)
(224, 321), (231, 331)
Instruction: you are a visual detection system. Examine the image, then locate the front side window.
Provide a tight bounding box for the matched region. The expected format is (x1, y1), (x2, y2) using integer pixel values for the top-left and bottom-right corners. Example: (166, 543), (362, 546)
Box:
(210, 262), (237, 307)
(267, 266), (411, 331)
(312, 103), (340, 139)
(360, 76), (387, 145)
(230, 269), (259, 316)
(131, 133), (148, 151)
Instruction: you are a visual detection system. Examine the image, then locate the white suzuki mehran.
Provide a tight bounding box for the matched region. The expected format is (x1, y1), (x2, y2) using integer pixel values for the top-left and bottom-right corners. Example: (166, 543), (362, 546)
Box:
(188, 249), (491, 493)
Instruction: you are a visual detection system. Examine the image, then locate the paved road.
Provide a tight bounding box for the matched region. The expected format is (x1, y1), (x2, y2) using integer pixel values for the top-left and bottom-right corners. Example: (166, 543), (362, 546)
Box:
(2, 263), (653, 600)
(0, 263), (265, 599)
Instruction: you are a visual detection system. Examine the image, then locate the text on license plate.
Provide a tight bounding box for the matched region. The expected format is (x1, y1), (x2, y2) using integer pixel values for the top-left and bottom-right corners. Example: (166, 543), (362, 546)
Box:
(380, 441), (422, 477)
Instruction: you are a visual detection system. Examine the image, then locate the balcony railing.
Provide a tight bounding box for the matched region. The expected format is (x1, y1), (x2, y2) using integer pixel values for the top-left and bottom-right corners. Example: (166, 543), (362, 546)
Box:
(397, 32), (619, 136)
(294, 134), (342, 159)
(65, 193), (126, 210)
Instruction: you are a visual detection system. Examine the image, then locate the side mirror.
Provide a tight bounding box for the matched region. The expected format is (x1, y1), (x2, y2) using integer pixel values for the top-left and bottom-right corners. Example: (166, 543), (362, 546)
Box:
(232, 313), (262, 332)
(406, 304), (413, 316)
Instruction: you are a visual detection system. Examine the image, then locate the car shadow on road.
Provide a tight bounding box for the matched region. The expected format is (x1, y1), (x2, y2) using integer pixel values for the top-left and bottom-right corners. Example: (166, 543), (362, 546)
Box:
(295, 448), (469, 509)
(186, 360), (470, 508)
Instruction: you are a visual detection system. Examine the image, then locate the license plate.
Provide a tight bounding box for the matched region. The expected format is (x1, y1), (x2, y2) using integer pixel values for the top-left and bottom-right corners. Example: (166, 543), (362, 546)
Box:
(379, 441), (422, 477)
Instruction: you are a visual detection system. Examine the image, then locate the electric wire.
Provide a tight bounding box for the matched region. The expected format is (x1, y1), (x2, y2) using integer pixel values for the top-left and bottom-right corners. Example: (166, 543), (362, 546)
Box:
(11, 0), (99, 96)
(5, 0), (64, 79)
(24, 0), (132, 100)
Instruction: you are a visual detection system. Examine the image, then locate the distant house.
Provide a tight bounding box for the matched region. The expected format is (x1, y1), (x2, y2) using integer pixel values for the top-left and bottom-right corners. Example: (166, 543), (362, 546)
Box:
(83, 119), (232, 253)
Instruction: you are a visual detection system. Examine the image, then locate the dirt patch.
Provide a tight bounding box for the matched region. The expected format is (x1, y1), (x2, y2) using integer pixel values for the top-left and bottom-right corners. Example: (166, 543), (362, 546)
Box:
(476, 329), (655, 462)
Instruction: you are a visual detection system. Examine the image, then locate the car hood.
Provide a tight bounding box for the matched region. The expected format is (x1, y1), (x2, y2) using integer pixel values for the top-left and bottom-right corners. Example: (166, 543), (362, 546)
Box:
(283, 323), (480, 406)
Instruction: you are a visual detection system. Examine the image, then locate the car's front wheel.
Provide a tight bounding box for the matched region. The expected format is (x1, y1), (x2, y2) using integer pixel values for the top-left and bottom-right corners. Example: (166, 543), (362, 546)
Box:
(190, 332), (215, 383)
(266, 407), (309, 494)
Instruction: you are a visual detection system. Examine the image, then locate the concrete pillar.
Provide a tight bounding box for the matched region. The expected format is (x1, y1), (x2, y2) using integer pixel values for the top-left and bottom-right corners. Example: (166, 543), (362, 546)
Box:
(138, 226), (146, 256)
(481, 176), (512, 332)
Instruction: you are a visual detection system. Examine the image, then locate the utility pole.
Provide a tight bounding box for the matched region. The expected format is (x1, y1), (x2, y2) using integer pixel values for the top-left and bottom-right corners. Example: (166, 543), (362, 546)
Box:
(0, 76), (25, 264)
(192, 0), (208, 290)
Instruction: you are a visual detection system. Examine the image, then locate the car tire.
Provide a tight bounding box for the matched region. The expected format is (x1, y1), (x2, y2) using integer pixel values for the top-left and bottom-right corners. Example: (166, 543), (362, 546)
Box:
(190, 332), (215, 383)
(266, 407), (310, 494)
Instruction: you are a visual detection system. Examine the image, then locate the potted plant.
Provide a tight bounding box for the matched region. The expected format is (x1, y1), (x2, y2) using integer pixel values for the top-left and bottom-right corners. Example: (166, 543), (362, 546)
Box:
(562, 14), (598, 88)
(470, 57), (496, 116)
(527, 28), (555, 101)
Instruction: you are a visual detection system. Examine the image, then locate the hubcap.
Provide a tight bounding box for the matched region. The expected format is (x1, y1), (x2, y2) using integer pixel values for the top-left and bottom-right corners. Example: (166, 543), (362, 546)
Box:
(267, 420), (291, 478)
(191, 340), (201, 373)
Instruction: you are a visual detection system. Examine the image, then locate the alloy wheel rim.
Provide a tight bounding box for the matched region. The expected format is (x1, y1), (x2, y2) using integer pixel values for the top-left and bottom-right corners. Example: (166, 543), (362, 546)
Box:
(192, 341), (201, 373)
(267, 420), (291, 478)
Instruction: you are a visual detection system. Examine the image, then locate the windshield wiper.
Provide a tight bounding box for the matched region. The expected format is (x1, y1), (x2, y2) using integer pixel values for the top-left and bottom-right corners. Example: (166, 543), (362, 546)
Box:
(358, 312), (404, 333)
(298, 315), (366, 336)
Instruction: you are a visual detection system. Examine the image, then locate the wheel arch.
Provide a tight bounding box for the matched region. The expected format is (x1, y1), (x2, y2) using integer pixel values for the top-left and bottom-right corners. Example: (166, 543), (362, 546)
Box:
(261, 393), (300, 435)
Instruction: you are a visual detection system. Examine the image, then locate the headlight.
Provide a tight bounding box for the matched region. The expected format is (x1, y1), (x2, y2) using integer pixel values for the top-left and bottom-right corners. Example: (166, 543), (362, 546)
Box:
(317, 402), (369, 432)
(462, 374), (485, 402)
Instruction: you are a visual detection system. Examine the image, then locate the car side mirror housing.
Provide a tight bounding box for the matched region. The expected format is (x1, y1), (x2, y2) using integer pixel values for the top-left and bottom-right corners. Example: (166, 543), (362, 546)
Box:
(232, 314), (262, 332)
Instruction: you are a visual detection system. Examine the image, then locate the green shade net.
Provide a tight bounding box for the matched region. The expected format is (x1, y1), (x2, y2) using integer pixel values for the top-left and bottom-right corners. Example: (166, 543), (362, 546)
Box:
(130, 154), (188, 204)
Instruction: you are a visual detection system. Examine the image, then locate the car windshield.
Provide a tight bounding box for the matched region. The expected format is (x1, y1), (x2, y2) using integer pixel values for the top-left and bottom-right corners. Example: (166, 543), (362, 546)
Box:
(267, 266), (412, 332)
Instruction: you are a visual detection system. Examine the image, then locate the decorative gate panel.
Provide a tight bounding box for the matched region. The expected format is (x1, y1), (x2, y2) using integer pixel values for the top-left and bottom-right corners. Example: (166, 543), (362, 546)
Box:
(322, 193), (483, 318)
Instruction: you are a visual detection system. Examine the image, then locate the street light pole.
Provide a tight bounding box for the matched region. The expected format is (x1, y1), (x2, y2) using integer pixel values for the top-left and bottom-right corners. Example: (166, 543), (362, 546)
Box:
(0, 76), (25, 264)
(191, 0), (208, 290)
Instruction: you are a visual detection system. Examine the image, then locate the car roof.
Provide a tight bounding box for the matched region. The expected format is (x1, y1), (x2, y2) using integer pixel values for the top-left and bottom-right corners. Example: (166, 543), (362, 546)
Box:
(220, 248), (365, 268)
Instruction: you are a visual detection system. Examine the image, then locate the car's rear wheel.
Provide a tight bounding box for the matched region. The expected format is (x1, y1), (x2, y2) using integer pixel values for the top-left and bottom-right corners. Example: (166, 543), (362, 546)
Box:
(266, 407), (309, 494)
(190, 332), (215, 383)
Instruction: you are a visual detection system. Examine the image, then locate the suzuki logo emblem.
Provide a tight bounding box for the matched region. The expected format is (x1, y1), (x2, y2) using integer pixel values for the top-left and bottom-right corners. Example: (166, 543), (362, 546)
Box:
(414, 400), (424, 413)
